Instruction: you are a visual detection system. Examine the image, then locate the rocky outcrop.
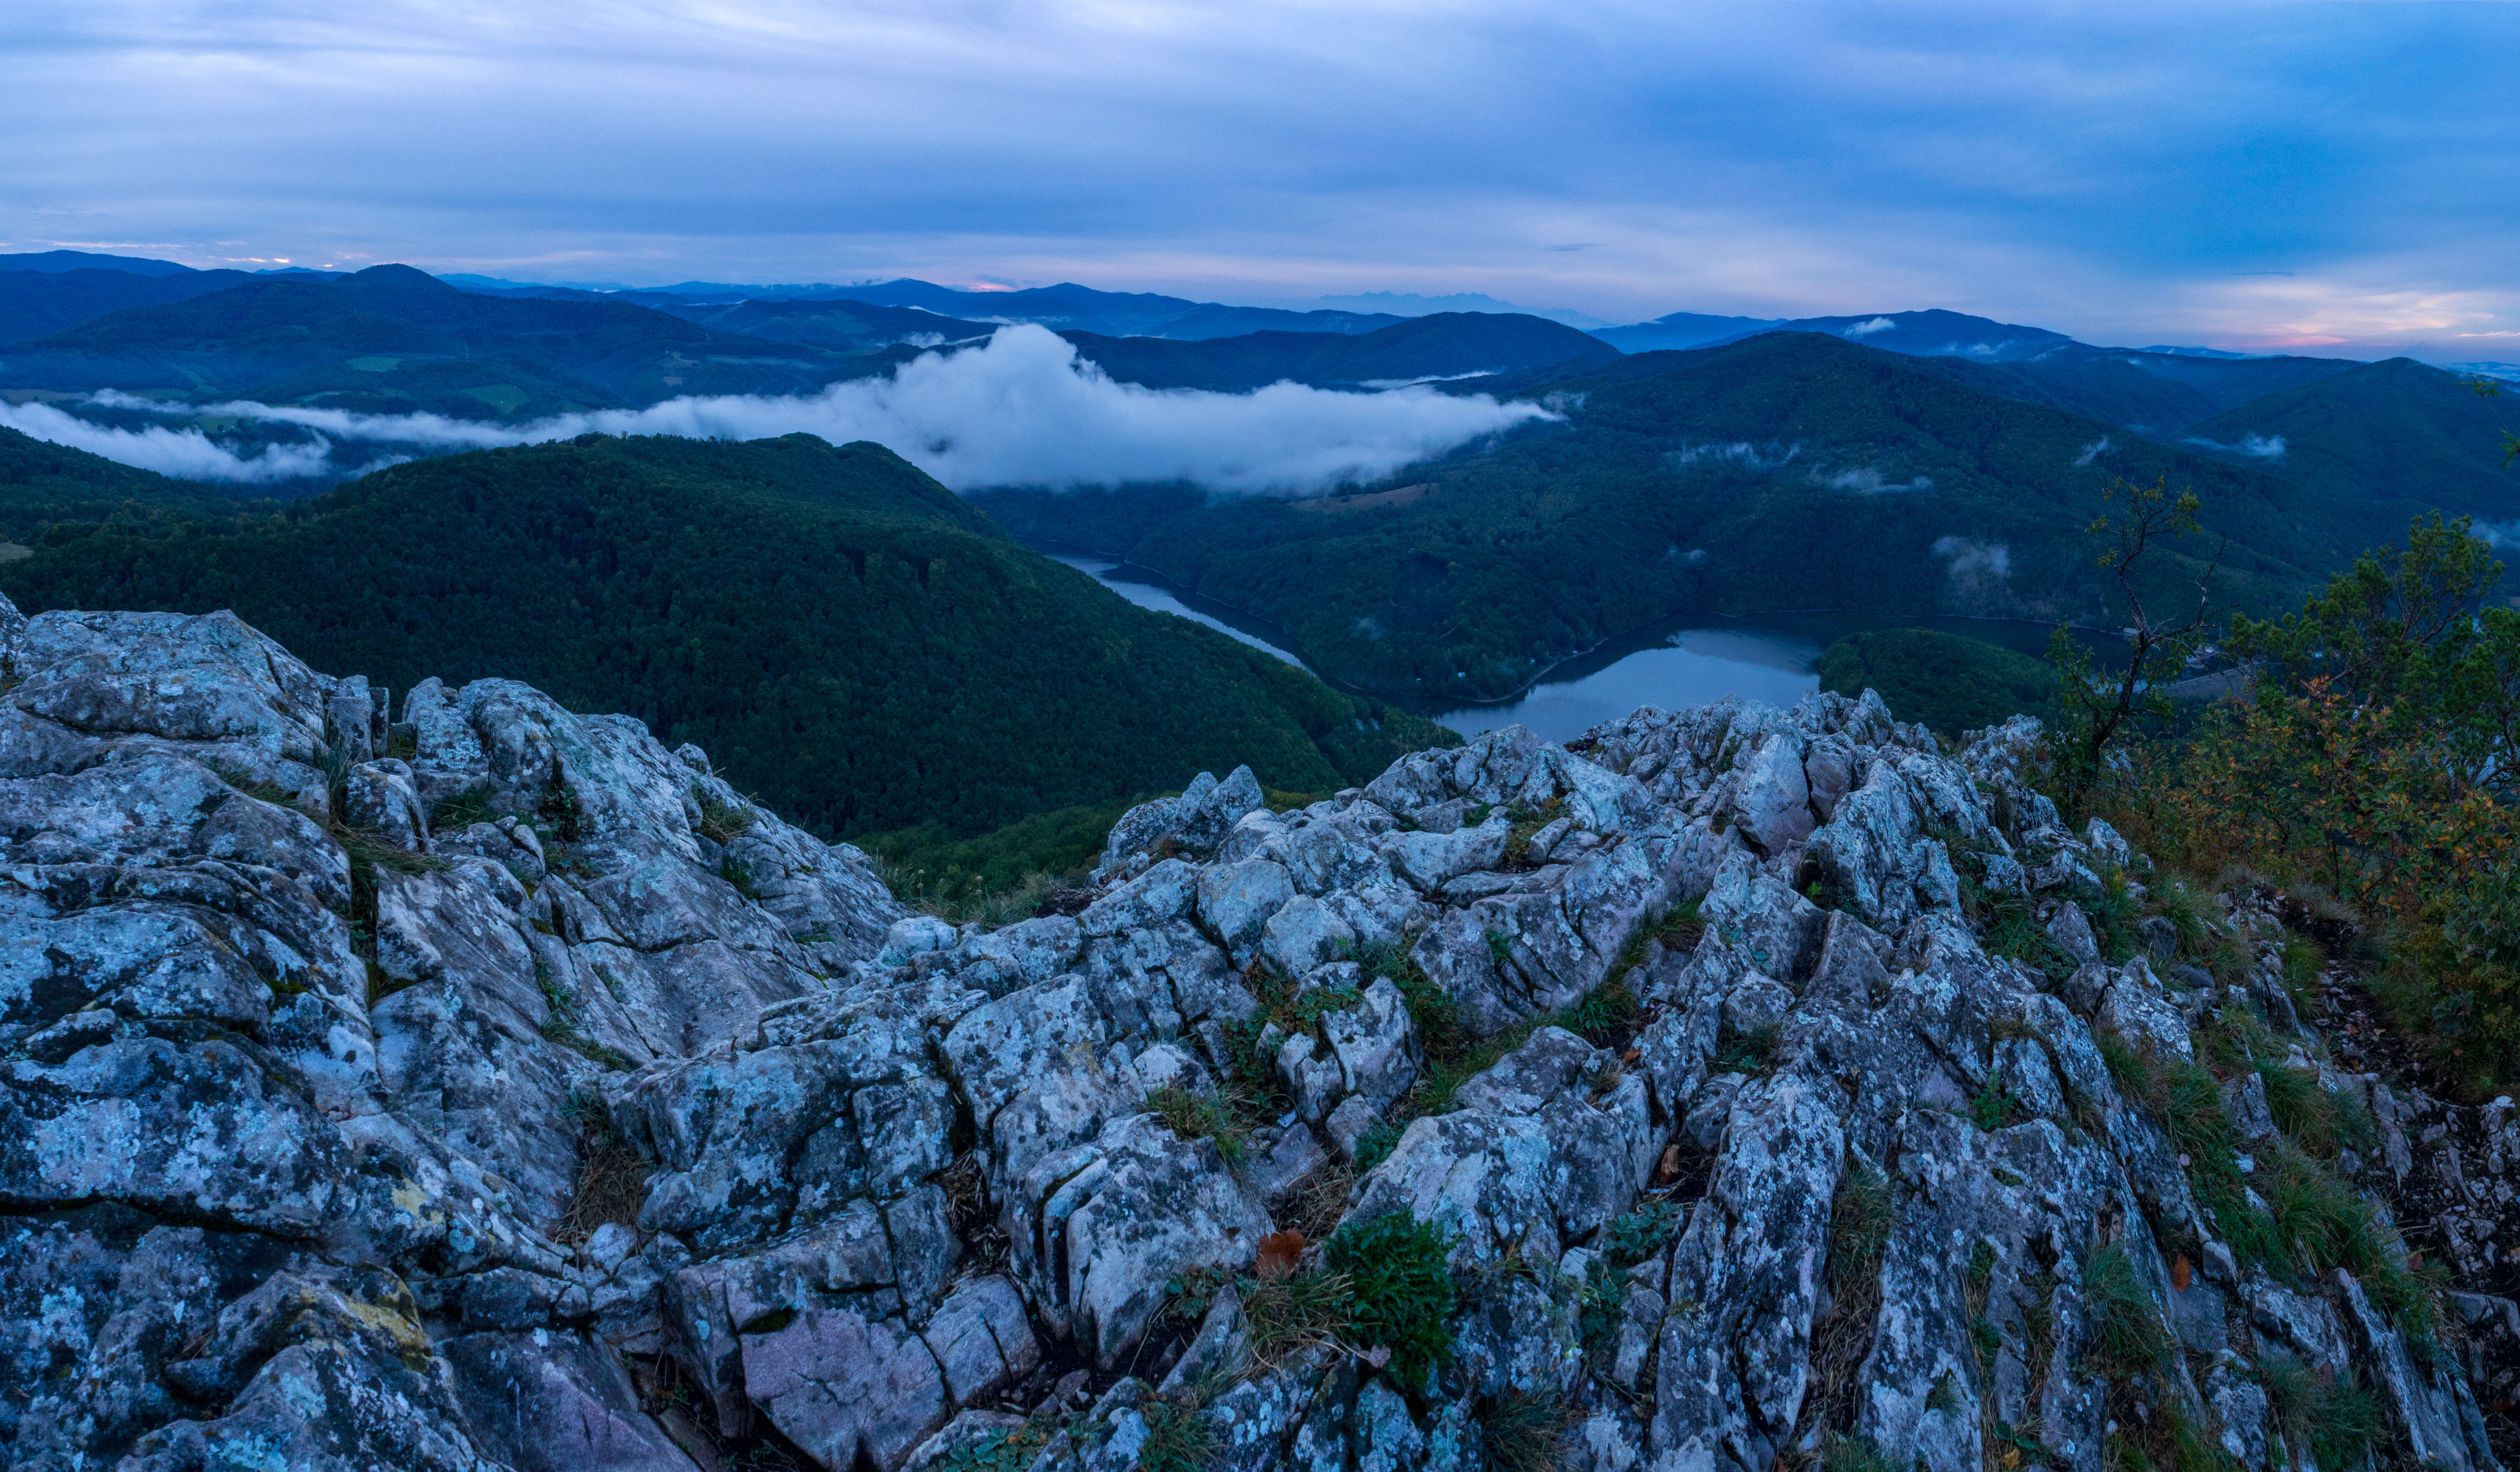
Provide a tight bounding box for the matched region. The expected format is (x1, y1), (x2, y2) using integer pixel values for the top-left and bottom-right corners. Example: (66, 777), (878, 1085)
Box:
(0, 606), (2510, 1472)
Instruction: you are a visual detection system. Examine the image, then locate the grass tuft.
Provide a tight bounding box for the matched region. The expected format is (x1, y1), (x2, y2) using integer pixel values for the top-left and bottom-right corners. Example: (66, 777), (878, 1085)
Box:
(1146, 1083), (1251, 1167)
(2080, 1241), (2170, 1378)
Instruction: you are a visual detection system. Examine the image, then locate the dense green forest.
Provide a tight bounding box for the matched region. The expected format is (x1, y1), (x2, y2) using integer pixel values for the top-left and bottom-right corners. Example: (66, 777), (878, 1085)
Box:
(0, 432), (1455, 842)
(0, 426), (268, 536)
(976, 332), (2397, 701)
(1817, 627), (2059, 736)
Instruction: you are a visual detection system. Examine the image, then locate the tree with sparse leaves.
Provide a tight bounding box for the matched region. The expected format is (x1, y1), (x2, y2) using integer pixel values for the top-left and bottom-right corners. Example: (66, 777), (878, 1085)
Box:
(2044, 475), (2224, 817)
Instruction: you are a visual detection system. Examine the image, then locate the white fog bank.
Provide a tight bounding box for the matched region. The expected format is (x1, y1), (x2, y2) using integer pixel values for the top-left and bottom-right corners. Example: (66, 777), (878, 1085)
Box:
(1, 326), (1557, 492)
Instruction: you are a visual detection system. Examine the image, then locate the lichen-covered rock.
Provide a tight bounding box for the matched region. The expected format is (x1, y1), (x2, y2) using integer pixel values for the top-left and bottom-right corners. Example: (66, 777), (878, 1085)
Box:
(0, 599), (2504, 1472)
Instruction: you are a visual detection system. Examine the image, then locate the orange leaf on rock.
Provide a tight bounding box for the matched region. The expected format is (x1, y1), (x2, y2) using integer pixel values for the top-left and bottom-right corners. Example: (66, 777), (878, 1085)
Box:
(1256, 1229), (1307, 1279)
(2172, 1253), (2191, 1290)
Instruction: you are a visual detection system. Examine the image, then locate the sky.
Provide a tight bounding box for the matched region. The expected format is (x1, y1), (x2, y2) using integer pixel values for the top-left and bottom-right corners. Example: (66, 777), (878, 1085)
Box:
(4, 1), (2517, 357)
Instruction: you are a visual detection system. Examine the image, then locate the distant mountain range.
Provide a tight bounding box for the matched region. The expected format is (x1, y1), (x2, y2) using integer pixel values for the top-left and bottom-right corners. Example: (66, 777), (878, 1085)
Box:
(3, 250), (2510, 558)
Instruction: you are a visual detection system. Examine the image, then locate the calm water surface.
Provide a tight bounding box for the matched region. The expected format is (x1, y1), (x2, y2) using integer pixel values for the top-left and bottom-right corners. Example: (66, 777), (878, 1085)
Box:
(1035, 549), (1307, 666)
(1423, 627), (1823, 744)
(1032, 543), (2100, 746)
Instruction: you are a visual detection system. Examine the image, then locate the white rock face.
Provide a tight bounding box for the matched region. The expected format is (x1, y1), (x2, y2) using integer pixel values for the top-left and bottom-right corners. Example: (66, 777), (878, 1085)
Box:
(0, 603), (2506, 1472)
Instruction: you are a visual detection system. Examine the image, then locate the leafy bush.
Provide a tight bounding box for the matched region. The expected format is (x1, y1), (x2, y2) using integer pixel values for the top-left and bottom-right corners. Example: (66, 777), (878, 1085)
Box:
(1326, 1212), (1458, 1389)
(1604, 1198), (1682, 1267)
(2085, 515), (2520, 1092)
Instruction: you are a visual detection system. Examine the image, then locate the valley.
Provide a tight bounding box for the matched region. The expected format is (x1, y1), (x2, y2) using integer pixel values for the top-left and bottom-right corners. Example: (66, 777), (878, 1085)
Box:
(4, 248), (2517, 878)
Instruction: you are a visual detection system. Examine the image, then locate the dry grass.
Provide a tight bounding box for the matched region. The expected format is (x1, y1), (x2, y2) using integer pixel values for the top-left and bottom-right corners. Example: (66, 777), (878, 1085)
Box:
(558, 1130), (650, 1243)
(1280, 1158), (1354, 1244)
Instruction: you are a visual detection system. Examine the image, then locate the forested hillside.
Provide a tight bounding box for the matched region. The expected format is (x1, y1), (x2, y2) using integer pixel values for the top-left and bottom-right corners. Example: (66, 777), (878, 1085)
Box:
(1060, 312), (1615, 390)
(0, 432), (1454, 840)
(0, 264), (877, 415)
(976, 332), (2372, 700)
(0, 425), (267, 535)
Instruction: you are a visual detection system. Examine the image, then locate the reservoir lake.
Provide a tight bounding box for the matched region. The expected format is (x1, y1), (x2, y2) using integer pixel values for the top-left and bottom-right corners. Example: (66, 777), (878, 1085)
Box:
(1034, 546), (2091, 746)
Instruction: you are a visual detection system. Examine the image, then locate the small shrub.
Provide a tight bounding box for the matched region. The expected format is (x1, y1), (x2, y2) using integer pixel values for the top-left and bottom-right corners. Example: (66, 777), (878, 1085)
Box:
(1386, 965), (1468, 1065)
(1578, 1254), (1628, 1345)
(2278, 935), (2324, 1002)
(1557, 980), (1638, 1044)
(1604, 1197), (1681, 1267)
(2080, 1241), (2170, 1377)
(2089, 867), (2145, 963)
(1822, 1433), (1900, 1472)
(931, 1420), (1053, 1471)
(2146, 877), (2213, 957)
(1969, 1078), (2021, 1131)
(720, 852), (763, 900)
(2256, 1062), (2337, 1153)
(2097, 1030), (2151, 1095)
(2162, 1398), (2236, 1472)
(1984, 888), (2077, 980)
(1485, 928), (1517, 968)
(1288, 984), (1363, 1030)
(1326, 1212), (1458, 1389)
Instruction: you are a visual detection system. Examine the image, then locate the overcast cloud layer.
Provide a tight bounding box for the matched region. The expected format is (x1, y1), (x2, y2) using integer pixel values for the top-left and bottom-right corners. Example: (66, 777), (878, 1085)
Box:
(3, 3), (2517, 356)
(0, 327), (1553, 488)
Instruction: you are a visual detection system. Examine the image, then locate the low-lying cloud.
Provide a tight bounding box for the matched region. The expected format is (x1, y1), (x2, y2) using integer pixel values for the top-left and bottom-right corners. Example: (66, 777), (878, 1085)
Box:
(1822, 466), (1933, 494)
(0, 399), (360, 483)
(6, 327), (1557, 494)
(2179, 432), (2288, 461)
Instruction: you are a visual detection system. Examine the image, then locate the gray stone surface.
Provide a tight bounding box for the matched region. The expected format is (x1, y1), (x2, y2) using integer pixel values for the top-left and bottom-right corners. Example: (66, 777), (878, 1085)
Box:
(0, 604), (2502, 1472)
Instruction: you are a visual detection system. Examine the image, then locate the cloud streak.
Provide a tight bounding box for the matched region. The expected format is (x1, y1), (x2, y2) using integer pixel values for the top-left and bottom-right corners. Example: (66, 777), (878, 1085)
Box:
(0, 399), (348, 482)
(11, 327), (1556, 493)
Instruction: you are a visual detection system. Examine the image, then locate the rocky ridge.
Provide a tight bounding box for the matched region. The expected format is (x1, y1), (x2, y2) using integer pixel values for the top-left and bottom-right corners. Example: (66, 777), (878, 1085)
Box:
(0, 600), (2511, 1472)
